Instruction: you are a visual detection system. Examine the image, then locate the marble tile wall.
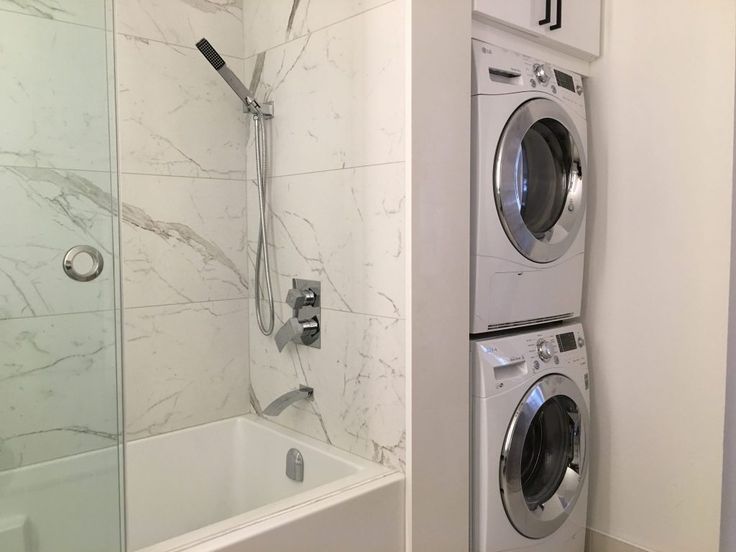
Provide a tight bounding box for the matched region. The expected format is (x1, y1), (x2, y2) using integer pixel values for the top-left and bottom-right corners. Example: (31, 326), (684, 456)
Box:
(0, 8), (121, 471)
(1, 0), (405, 473)
(243, 0), (406, 470)
(115, 0), (252, 440)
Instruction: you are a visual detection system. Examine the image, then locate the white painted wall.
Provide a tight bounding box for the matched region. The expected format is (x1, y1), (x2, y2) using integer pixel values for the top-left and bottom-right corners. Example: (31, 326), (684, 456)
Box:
(720, 67), (736, 552)
(406, 0), (471, 550)
(584, 2), (735, 551)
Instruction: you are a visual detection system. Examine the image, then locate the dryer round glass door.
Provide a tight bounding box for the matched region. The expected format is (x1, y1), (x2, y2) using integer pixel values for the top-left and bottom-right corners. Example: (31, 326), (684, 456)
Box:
(500, 374), (589, 539)
(494, 98), (586, 263)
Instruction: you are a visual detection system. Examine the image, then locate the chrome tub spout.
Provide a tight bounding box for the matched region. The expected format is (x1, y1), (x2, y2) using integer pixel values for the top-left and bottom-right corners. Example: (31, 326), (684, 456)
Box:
(263, 386), (314, 416)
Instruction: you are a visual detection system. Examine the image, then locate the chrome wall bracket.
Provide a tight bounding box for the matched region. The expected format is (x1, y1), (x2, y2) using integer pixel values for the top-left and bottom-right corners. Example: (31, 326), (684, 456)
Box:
(245, 100), (274, 119)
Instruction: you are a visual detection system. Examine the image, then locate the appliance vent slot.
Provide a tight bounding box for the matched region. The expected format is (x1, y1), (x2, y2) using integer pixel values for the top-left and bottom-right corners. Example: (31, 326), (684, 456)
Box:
(487, 313), (574, 332)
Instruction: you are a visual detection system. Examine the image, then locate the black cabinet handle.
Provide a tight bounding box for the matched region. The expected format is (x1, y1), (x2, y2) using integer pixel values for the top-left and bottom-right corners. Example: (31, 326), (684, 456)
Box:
(550, 0), (563, 30)
(538, 0), (551, 25)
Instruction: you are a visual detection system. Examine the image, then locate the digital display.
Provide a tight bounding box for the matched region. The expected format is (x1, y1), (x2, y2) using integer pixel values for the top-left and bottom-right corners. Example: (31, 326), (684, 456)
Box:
(554, 70), (575, 93)
(556, 332), (577, 352)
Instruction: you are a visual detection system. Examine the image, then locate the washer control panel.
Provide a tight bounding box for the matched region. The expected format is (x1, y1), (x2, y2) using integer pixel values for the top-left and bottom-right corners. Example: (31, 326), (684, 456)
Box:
(471, 38), (586, 119)
(525, 327), (586, 370)
(472, 322), (587, 398)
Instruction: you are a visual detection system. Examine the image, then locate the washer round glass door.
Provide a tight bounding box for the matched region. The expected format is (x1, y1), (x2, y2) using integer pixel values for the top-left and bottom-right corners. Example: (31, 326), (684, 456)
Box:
(494, 98), (586, 263)
(500, 374), (589, 539)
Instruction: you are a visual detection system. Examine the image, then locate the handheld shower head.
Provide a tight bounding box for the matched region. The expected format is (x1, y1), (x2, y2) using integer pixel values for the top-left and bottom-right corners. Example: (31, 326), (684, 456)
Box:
(195, 38), (226, 70)
(196, 38), (276, 337)
(196, 38), (269, 118)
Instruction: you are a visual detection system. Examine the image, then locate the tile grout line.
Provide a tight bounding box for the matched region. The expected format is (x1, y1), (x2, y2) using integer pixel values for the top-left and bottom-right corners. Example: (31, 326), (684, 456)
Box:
(0, 161), (406, 183)
(123, 296), (249, 312)
(256, 299), (405, 322)
(122, 298), (404, 322)
(243, 160), (406, 182)
(115, 32), (246, 61)
(0, 164), (114, 176)
(0, 7), (107, 32)
(243, 0), (396, 61)
(120, 171), (248, 183)
(0, 297), (249, 324)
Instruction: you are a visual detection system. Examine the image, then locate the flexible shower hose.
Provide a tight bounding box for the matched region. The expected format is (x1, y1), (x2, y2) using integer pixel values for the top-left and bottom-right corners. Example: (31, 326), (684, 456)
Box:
(254, 114), (274, 335)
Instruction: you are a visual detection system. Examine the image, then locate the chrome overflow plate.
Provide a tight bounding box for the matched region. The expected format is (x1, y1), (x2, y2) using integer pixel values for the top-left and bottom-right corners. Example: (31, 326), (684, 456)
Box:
(286, 448), (304, 482)
(63, 245), (104, 282)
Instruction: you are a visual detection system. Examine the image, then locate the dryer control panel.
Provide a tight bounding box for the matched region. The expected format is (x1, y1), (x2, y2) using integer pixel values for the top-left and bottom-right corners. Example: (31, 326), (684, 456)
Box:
(471, 322), (588, 399)
(471, 39), (586, 120)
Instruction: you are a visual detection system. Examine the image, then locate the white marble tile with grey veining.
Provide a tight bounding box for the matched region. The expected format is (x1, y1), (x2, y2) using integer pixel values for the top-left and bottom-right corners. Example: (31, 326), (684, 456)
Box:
(0, 311), (120, 471)
(124, 300), (250, 439)
(0, 167), (117, 320)
(247, 163), (404, 318)
(250, 303), (405, 470)
(121, 174), (248, 308)
(0, 0), (106, 28)
(0, 12), (112, 171)
(116, 34), (248, 179)
(243, 0), (404, 178)
(242, 0), (393, 58)
(116, 0), (244, 57)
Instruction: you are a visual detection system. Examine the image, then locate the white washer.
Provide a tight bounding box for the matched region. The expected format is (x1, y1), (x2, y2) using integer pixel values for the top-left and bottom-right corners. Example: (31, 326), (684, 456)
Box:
(472, 322), (590, 552)
(471, 39), (588, 334)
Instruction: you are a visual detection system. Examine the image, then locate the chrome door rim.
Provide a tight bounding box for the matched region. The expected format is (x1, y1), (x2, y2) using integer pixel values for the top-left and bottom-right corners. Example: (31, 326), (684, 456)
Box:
(500, 374), (589, 539)
(494, 98), (586, 263)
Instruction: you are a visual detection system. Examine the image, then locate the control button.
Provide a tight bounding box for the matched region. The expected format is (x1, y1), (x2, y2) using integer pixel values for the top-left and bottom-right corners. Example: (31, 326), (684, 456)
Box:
(576, 84), (584, 96)
(577, 336), (585, 348)
(551, 85), (557, 94)
(537, 339), (553, 362)
(553, 355), (560, 365)
(533, 360), (540, 371)
(530, 79), (537, 88)
(533, 63), (551, 85)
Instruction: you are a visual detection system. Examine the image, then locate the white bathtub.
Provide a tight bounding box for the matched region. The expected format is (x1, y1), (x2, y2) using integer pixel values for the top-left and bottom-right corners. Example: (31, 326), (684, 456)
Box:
(0, 415), (404, 552)
(127, 415), (405, 552)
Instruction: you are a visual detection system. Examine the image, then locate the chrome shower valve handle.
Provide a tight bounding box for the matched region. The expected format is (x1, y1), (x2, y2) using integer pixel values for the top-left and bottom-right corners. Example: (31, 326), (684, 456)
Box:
(275, 279), (322, 352)
(274, 317), (319, 352)
(286, 287), (317, 310)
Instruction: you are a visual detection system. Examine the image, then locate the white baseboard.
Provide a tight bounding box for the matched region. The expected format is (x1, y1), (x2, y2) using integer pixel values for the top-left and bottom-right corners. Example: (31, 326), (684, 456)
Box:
(586, 529), (650, 552)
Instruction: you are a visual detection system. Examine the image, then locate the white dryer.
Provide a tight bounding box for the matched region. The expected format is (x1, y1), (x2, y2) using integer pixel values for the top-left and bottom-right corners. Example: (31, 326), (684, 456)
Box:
(472, 322), (590, 552)
(471, 39), (588, 334)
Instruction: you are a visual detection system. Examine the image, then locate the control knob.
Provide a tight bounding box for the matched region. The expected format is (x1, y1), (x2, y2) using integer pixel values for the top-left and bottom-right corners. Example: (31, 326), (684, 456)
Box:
(533, 63), (551, 85)
(537, 339), (553, 362)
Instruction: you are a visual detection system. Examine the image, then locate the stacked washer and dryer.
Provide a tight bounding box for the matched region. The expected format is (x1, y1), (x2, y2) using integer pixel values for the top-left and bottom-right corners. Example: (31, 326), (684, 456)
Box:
(470, 39), (591, 552)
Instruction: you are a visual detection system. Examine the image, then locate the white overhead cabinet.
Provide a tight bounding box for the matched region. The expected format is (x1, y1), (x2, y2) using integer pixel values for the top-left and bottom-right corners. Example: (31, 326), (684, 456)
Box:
(473, 0), (601, 60)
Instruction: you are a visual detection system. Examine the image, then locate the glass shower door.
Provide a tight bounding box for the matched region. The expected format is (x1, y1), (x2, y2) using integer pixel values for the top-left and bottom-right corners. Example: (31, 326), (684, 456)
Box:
(0, 3), (124, 551)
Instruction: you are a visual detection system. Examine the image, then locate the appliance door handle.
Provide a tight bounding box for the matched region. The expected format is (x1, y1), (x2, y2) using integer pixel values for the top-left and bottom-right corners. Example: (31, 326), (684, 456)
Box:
(550, 0), (563, 30)
(538, 0), (551, 25)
